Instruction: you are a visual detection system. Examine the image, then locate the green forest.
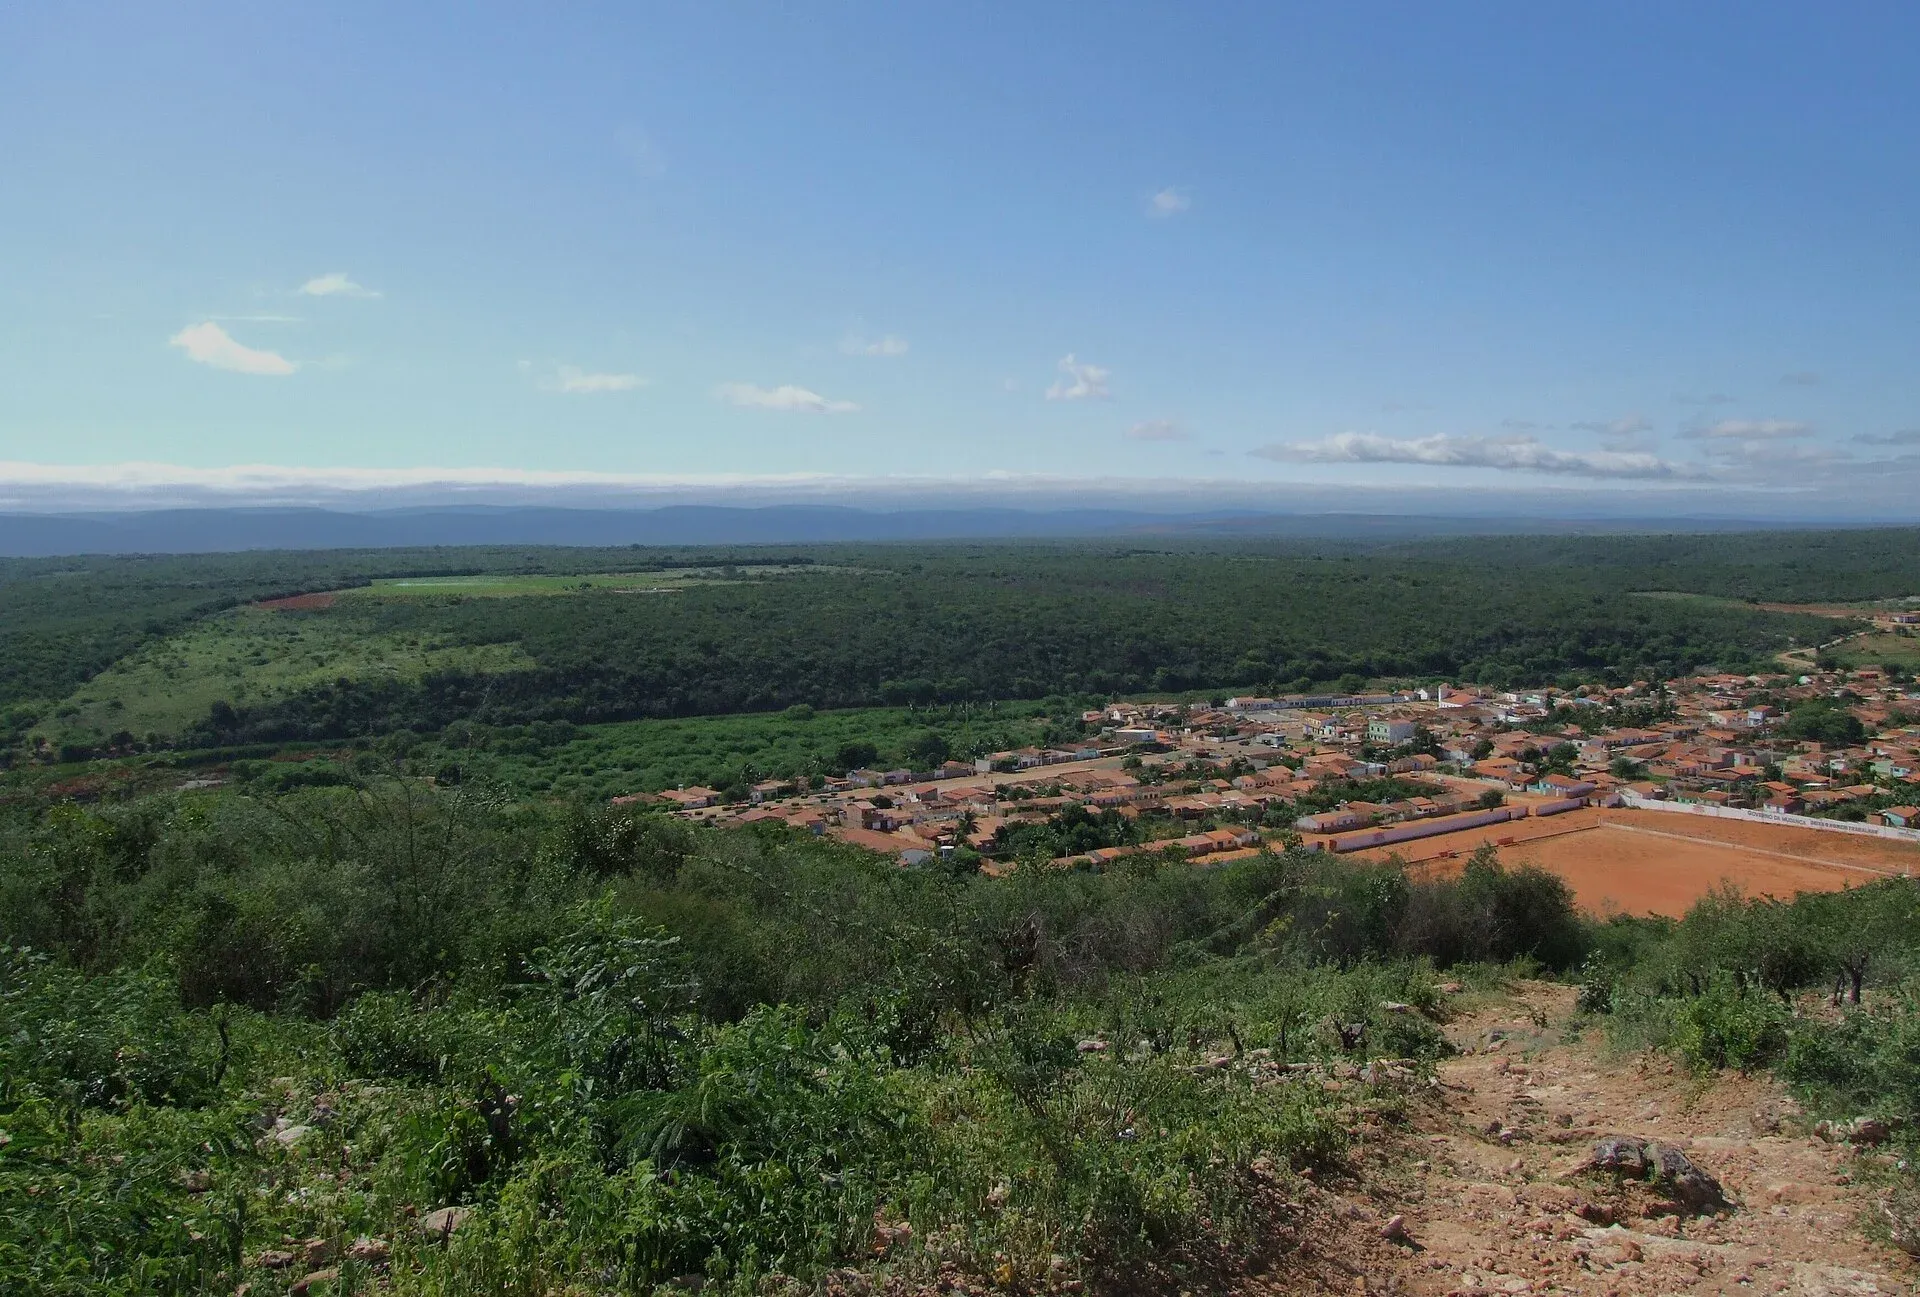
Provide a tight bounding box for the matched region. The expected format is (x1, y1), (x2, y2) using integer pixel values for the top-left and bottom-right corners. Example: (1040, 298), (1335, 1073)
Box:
(9, 528), (1919, 760)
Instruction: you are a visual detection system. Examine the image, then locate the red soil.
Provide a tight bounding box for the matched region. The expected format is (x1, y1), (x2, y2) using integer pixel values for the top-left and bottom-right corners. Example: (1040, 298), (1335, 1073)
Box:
(255, 592), (337, 611)
(1356, 806), (1920, 918)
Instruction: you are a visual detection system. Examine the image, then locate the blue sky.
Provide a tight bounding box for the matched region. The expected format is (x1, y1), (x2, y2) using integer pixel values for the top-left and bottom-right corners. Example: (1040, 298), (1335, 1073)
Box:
(3, 3), (1919, 514)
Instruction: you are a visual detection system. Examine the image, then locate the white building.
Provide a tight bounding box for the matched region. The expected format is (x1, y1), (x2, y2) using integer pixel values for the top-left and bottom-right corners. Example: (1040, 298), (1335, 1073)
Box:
(1368, 718), (1417, 745)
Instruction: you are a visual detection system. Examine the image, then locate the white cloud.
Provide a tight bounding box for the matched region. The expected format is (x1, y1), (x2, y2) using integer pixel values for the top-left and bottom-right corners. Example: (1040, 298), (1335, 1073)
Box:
(1252, 431), (1697, 480)
(1706, 439), (1847, 466)
(168, 322), (297, 376)
(297, 272), (380, 298)
(554, 366), (646, 394)
(1127, 419), (1189, 442)
(716, 382), (860, 413)
(1853, 429), (1920, 446)
(1686, 419), (1813, 440)
(839, 334), (909, 357)
(1147, 187), (1191, 218)
(1045, 353), (1110, 401)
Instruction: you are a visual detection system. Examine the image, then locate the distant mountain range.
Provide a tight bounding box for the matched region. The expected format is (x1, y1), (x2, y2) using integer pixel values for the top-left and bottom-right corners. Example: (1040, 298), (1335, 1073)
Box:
(0, 504), (1847, 557)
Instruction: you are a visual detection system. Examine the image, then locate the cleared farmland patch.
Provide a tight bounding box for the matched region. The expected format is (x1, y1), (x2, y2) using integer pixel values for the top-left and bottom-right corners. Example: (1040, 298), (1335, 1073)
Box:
(43, 605), (535, 743)
(1832, 630), (1920, 671)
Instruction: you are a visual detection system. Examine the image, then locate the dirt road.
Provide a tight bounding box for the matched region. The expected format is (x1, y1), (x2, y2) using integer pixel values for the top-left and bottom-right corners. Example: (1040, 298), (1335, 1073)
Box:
(1270, 983), (1912, 1295)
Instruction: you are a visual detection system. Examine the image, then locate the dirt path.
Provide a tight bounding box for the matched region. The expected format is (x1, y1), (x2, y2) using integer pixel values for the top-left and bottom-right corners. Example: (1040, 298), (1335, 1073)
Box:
(1777, 625), (1869, 671)
(1269, 983), (1912, 1296)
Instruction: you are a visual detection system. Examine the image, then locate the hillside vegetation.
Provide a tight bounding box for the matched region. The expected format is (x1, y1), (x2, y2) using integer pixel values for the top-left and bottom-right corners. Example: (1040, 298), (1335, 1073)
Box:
(1, 782), (1572, 1294)
(6, 781), (1920, 1294)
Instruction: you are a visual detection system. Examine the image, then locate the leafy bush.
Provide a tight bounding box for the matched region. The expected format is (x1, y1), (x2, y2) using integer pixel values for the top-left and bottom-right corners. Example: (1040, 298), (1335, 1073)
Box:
(1669, 975), (1788, 1073)
(0, 947), (218, 1111)
(1575, 953), (1617, 1015)
(1780, 989), (1920, 1123)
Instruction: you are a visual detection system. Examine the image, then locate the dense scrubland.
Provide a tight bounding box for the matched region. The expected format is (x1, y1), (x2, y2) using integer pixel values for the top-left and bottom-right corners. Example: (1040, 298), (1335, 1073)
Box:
(0, 781), (1553, 1294)
(11, 528), (1920, 757)
(5, 777), (1920, 1294)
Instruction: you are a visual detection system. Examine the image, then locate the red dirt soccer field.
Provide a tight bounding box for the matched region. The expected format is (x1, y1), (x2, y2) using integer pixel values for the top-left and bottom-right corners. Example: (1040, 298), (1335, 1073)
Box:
(1354, 805), (1920, 918)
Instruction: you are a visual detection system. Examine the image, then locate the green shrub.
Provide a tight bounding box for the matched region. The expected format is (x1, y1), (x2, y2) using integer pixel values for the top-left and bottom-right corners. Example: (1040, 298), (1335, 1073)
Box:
(1670, 975), (1788, 1074)
(0, 946), (218, 1111)
(1575, 953), (1616, 1015)
(332, 990), (506, 1084)
(1780, 988), (1920, 1123)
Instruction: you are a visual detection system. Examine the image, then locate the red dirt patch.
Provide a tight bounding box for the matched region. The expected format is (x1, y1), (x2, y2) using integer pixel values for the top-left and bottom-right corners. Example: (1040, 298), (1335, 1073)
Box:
(1357, 806), (1920, 918)
(1450, 823), (1862, 918)
(255, 592), (337, 611)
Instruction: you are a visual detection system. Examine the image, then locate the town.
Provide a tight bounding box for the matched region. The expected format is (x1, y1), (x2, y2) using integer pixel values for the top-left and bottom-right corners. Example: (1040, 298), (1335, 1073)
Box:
(643, 643), (1920, 908)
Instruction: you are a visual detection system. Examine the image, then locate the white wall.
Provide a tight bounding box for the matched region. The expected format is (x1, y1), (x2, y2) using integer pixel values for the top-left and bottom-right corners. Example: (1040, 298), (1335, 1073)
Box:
(1618, 794), (1920, 850)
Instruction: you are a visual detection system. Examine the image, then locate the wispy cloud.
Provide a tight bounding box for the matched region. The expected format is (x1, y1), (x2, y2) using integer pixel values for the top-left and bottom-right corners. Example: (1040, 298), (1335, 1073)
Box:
(1127, 420), (1189, 442)
(1705, 439), (1847, 466)
(716, 382), (860, 414)
(1252, 431), (1697, 480)
(1853, 428), (1920, 446)
(1147, 187), (1191, 218)
(297, 272), (380, 299)
(1780, 370), (1822, 387)
(1570, 413), (1652, 437)
(554, 366), (646, 394)
(839, 334), (909, 357)
(1685, 419), (1812, 440)
(1045, 353), (1110, 401)
(168, 322), (297, 376)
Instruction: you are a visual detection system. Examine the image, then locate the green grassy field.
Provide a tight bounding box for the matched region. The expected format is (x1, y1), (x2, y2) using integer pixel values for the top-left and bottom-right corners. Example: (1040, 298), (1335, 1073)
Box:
(42, 606), (535, 744)
(1833, 631), (1920, 672)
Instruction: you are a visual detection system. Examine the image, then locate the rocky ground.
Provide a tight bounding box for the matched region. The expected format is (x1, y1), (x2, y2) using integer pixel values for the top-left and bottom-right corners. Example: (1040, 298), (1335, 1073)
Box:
(1260, 981), (1912, 1297)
